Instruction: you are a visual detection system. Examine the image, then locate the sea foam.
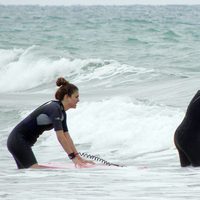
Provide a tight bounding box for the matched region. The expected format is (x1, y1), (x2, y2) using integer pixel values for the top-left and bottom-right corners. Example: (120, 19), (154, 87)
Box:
(0, 46), (156, 93)
(34, 96), (183, 163)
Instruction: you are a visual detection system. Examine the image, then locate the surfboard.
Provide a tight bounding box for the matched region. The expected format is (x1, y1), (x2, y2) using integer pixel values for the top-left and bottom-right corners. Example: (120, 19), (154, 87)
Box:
(40, 162), (118, 169)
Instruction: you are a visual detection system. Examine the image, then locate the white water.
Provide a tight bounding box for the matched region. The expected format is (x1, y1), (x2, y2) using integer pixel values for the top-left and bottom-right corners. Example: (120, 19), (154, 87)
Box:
(0, 46), (187, 93)
(1, 46), (200, 200)
(1, 93), (192, 200)
(2, 5), (200, 200)
(1, 47), (200, 199)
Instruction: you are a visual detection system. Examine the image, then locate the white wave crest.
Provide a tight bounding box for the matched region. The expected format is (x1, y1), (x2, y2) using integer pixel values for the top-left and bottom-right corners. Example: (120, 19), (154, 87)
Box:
(0, 46), (154, 93)
(39, 96), (183, 159)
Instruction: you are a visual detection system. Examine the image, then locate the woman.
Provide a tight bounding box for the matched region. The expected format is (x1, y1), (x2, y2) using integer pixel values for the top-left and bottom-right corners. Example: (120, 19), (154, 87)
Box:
(174, 90), (200, 167)
(7, 77), (93, 169)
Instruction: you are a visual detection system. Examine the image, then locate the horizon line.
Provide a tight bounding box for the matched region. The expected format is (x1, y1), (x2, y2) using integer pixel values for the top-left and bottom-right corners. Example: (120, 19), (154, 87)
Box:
(0, 3), (200, 6)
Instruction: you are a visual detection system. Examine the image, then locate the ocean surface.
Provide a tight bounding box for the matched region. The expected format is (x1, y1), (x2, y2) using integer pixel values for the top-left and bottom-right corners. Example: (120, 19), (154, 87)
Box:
(1, 5), (200, 200)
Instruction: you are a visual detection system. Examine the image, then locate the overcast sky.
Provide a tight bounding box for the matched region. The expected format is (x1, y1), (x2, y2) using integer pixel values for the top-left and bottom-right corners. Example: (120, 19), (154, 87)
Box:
(0, 0), (200, 5)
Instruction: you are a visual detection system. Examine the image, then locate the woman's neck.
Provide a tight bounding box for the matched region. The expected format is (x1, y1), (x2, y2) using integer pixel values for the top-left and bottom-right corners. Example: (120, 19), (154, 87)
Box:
(61, 100), (70, 111)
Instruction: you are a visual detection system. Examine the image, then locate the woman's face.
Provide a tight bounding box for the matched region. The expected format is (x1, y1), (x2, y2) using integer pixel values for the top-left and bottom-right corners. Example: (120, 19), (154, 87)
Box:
(66, 90), (80, 109)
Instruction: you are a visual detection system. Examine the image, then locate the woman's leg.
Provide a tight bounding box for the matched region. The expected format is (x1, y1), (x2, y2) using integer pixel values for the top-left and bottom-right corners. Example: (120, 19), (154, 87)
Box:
(174, 134), (191, 167)
(7, 131), (38, 169)
(185, 141), (200, 167)
(176, 146), (191, 167)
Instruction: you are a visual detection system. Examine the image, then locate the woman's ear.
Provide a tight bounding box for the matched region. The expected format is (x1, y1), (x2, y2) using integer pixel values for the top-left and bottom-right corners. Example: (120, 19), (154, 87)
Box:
(64, 94), (69, 100)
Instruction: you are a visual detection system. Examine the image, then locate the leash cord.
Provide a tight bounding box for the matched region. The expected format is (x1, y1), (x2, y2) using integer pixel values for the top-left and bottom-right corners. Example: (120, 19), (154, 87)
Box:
(79, 152), (124, 167)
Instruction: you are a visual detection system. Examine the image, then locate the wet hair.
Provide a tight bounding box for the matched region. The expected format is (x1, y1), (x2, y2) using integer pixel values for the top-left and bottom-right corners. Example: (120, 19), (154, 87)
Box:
(55, 77), (78, 101)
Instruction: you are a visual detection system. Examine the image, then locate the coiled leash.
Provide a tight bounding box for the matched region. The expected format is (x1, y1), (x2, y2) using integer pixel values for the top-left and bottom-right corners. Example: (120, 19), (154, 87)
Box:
(79, 152), (125, 167)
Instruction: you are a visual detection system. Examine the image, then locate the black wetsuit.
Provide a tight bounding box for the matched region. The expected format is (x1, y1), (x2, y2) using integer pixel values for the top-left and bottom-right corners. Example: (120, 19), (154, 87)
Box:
(174, 90), (200, 167)
(7, 100), (68, 169)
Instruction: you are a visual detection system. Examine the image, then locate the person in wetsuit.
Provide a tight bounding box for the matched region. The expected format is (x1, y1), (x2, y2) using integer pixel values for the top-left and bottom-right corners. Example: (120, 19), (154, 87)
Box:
(174, 90), (200, 167)
(7, 77), (93, 169)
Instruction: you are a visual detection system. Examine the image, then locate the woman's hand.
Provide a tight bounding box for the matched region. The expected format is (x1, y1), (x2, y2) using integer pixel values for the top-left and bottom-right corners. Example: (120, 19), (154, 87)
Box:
(77, 156), (95, 165)
(72, 156), (95, 168)
(72, 157), (89, 168)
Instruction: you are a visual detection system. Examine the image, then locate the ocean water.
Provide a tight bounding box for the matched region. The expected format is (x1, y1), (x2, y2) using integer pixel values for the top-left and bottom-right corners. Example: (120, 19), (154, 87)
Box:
(1, 5), (200, 200)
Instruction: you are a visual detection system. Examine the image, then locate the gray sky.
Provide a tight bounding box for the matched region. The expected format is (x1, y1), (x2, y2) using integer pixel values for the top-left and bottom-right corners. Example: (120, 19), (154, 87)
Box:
(0, 0), (200, 5)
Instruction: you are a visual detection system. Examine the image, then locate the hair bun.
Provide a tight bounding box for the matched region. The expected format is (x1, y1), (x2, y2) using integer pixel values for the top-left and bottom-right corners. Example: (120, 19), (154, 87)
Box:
(56, 77), (69, 87)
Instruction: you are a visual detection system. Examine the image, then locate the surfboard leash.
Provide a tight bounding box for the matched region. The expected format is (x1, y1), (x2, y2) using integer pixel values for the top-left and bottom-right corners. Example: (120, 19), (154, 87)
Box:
(79, 152), (125, 167)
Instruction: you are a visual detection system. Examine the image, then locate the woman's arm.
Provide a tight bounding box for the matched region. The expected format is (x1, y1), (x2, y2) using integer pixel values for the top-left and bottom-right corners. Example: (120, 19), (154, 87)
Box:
(56, 130), (90, 167)
(63, 132), (79, 155)
(56, 130), (74, 154)
(63, 132), (95, 165)
(57, 131), (95, 165)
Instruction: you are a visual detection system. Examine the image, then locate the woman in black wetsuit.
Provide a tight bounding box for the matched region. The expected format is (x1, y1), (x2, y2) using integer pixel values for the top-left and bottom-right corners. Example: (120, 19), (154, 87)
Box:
(174, 90), (200, 167)
(7, 77), (93, 169)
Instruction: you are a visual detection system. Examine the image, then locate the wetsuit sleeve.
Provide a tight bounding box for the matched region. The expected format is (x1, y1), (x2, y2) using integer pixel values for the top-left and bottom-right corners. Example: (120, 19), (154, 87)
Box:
(62, 111), (68, 132)
(48, 104), (64, 131)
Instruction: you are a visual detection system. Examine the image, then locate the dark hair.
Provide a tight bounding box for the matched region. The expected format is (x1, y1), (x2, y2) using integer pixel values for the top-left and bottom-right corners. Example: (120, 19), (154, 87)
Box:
(55, 77), (78, 101)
